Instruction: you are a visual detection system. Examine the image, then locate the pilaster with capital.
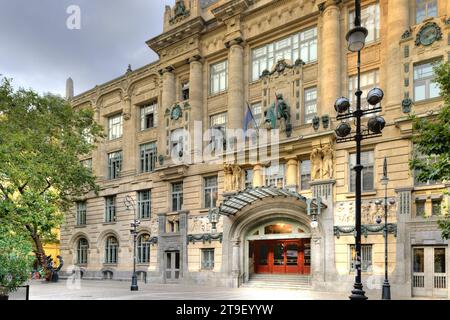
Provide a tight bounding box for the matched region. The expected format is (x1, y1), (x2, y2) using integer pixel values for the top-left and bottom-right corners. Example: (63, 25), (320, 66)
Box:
(121, 96), (136, 175)
(319, 1), (341, 117)
(160, 68), (176, 158)
(189, 56), (203, 157)
(227, 39), (245, 130)
(285, 158), (299, 191)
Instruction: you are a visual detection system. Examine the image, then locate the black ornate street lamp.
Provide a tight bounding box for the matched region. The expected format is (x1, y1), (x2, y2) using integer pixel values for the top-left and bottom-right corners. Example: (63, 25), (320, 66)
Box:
(124, 195), (140, 291)
(375, 157), (394, 300)
(335, 0), (386, 301)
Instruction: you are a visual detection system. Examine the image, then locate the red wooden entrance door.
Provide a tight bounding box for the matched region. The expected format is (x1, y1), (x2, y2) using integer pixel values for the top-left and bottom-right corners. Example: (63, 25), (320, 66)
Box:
(253, 239), (311, 274)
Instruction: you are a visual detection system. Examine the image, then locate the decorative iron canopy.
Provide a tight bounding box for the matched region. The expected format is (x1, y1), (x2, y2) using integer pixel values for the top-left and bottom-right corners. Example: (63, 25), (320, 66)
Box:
(218, 187), (327, 216)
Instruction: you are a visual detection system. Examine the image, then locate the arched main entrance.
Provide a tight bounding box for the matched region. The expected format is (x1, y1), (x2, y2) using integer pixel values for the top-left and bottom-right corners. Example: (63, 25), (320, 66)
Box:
(247, 220), (311, 275)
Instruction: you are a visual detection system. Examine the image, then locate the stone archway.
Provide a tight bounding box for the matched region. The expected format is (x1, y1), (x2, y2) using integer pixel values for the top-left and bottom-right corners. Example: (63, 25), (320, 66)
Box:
(221, 196), (325, 288)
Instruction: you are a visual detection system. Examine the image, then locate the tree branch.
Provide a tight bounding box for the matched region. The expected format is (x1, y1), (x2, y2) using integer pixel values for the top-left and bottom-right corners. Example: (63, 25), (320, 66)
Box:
(39, 178), (52, 195)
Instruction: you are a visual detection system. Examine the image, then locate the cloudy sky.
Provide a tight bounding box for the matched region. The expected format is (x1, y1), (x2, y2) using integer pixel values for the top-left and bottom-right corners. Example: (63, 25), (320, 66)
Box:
(0, 0), (174, 97)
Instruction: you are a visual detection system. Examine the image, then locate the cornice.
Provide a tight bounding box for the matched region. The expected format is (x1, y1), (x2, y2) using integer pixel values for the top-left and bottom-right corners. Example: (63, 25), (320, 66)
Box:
(146, 16), (205, 54)
(318, 0), (342, 13)
(211, 0), (254, 22)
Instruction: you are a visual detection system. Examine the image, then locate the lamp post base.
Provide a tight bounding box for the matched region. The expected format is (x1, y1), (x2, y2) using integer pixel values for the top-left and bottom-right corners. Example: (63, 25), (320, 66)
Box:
(130, 274), (139, 291)
(349, 284), (368, 300)
(381, 280), (391, 300)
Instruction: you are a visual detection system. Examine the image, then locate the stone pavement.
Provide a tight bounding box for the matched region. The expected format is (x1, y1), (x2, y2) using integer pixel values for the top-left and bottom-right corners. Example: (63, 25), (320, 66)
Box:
(7, 279), (430, 300)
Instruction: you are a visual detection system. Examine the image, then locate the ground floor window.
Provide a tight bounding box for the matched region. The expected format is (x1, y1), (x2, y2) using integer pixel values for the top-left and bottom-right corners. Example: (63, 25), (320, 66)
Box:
(349, 244), (372, 272)
(201, 249), (215, 270)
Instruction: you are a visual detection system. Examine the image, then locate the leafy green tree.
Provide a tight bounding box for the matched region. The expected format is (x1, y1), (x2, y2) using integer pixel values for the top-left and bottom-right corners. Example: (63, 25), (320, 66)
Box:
(0, 78), (104, 277)
(0, 225), (34, 297)
(410, 62), (450, 239)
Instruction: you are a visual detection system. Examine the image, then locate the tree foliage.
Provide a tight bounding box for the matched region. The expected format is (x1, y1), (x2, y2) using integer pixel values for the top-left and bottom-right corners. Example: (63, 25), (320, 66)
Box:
(0, 78), (104, 273)
(410, 62), (450, 238)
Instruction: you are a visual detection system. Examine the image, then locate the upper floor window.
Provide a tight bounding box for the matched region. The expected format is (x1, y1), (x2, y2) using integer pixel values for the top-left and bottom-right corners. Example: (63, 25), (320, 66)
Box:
(349, 151), (374, 193)
(245, 169), (253, 189)
(76, 201), (87, 226)
(140, 142), (157, 173)
(250, 102), (263, 127)
(170, 128), (185, 159)
(108, 114), (123, 140)
(304, 87), (317, 124)
(349, 69), (380, 111)
(416, 0), (437, 24)
(300, 160), (311, 190)
(104, 196), (116, 223)
(414, 61), (440, 102)
(413, 147), (440, 186)
(349, 2), (380, 44)
(137, 190), (151, 219)
(140, 102), (158, 130)
(81, 158), (92, 171)
(204, 176), (218, 209)
(107, 151), (122, 180)
(251, 27), (317, 81)
(171, 182), (183, 212)
(264, 164), (286, 188)
(210, 60), (228, 95)
(210, 112), (227, 151)
(181, 80), (190, 101)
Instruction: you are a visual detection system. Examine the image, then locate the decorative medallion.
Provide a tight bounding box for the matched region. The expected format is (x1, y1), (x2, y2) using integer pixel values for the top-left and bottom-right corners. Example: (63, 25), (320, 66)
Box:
(401, 28), (412, 40)
(402, 98), (412, 113)
(415, 22), (442, 46)
(170, 104), (183, 120)
(321, 115), (330, 129)
(312, 116), (320, 130)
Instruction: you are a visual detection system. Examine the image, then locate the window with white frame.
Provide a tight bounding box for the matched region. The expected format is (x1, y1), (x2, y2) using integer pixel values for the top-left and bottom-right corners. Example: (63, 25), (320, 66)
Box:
(108, 114), (123, 140)
(204, 176), (218, 209)
(349, 69), (380, 111)
(414, 61), (440, 102)
(81, 158), (92, 171)
(265, 164), (286, 188)
(104, 236), (118, 264)
(171, 182), (183, 212)
(245, 169), (253, 189)
(416, 0), (437, 24)
(201, 249), (215, 270)
(413, 147), (440, 186)
(76, 201), (87, 226)
(140, 142), (157, 173)
(251, 27), (317, 81)
(349, 151), (374, 193)
(77, 238), (88, 265)
(350, 244), (373, 272)
(140, 102), (158, 130)
(104, 196), (116, 223)
(137, 233), (151, 264)
(304, 87), (317, 124)
(210, 112), (227, 151)
(251, 102), (263, 127)
(170, 128), (185, 159)
(137, 190), (151, 219)
(349, 2), (380, 44)
(107, 151), (122, 180)
(210, 60), (228, 95)
(181, 80), (190, 101)
(300, 160), (311, 190)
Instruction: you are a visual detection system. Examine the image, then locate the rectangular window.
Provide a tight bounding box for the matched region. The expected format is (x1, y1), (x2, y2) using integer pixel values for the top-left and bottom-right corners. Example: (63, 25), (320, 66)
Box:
(105, 196), (116, 223)
(250, 102), (263, 127)
(416, 0), (437, 24)
(210, 112), (227, 151)
(304, 87), (317, 124)
(300, 160), (311, 190)
(140, 142), (157, 173)
(415, 200), (426, 216)
(349, 151), (374, 193)
(171, 182), (183, 212)
(204, 176), (218, 209)
(201, 249), (215, 270)
(413, 147), (440, 186)
(181, 80), (190, 101)
(137, 190), (151, 219)
(349, 69), (380, 112)
(265, 164), (285, 188)
(251, 27), (317, 81)
(245, 169), (253, 189)
(350, 244), (373, 272)
(210, 60), (228, 95)
(76, 201), (87, 226)
(140, 102), (158, 130)
(414, 61), (440, 102)
(107, 151), (122, 180)
(432, 199), (442, 216)
(81, 158), (92, 171)
(108, 114), (123, 140)
(349, 2), (380, 44)
(170, 129), (184, 160)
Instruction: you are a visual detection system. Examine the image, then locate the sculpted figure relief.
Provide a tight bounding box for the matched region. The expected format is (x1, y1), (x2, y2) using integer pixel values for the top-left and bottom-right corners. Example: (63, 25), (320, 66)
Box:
(322, 144), (334, 179)
(223, 164), (233, 192)
(311, 148), (323, 180)
(232, 165), (242, 191)
(310, 144), (335, 181)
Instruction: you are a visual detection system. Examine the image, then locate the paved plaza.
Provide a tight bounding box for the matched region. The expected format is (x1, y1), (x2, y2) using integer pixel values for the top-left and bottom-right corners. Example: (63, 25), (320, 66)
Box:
(7, 279), (434, 300)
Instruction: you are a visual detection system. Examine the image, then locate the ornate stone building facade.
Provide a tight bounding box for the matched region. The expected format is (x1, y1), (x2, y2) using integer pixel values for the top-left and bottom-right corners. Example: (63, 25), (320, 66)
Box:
(61, 0), (450, 298)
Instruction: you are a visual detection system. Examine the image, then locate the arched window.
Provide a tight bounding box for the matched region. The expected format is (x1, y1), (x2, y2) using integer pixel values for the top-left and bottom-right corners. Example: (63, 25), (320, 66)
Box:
(105, 236), (118, 264)
(137, 234), (151, 264)
(77, 238), (89, 265)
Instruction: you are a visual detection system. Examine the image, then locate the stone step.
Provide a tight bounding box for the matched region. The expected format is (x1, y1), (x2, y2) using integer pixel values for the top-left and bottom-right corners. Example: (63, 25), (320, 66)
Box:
(244, 274), (312, 289)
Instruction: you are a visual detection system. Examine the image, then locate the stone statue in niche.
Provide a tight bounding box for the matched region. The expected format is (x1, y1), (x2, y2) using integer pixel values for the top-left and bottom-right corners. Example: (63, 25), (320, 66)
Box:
(311, 148), (323, 180)
(322, 144), (334, 179)
(224, 164), (242, 192)
(232, 165), (242, 191)
(223, 164), (233, 192)
(263, 93), (292, 137)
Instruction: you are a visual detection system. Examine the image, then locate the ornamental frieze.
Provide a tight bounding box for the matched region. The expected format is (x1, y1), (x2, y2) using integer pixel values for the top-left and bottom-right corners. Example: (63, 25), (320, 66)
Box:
(188, 215), (223, 234)
(335, 200), (397, 226)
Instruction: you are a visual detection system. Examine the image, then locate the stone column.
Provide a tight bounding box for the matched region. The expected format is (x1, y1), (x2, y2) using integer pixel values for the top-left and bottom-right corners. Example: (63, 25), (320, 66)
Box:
(385, 0), (409, 107)
(231, 240), (241, 288)
(121, 96), (136, 176)
(319, 1), (341, 116)
(227, 40), (245, 130)
(189, 57), (203, 158)
(160, 68), (176, 158)
(252, 163), (263, 187)
(285, 158), (299, 191)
